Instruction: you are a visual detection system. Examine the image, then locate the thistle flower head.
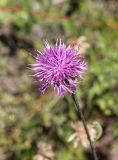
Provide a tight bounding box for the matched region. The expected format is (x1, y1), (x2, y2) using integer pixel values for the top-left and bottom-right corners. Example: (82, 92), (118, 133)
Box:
(31, 39), (87, 96)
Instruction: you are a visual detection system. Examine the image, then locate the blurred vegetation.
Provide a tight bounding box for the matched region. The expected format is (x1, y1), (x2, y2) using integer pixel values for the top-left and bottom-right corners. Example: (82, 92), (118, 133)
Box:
(0, 0), (118, 160)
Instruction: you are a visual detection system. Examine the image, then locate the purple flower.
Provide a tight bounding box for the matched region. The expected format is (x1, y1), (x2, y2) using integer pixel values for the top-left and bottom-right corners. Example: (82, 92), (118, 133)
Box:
(31, 40), (87, 96)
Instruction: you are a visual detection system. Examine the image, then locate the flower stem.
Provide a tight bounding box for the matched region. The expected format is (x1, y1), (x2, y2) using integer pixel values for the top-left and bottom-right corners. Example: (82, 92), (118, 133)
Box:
(71, 93), (98, 160)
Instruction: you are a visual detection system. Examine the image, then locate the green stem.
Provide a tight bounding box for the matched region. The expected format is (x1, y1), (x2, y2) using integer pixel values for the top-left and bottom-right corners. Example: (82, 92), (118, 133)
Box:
(71, 93), (98, 160)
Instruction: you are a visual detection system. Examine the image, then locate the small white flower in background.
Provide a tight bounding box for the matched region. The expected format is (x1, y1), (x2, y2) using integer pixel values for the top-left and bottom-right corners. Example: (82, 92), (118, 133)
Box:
(34, 143), (55, 160)
(75, 36), (90, 55)
(68, 121), (102, 149)
(67, 36), (90, 55)
(52, 0), (66, 5)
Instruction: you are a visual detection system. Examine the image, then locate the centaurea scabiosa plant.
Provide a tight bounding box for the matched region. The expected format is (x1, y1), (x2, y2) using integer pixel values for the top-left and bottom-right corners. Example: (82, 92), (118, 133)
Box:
(30, 39), (98, 160)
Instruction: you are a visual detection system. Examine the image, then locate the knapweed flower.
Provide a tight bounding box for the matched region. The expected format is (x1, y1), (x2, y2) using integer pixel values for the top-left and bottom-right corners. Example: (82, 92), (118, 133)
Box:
(31, 40), (87, 96)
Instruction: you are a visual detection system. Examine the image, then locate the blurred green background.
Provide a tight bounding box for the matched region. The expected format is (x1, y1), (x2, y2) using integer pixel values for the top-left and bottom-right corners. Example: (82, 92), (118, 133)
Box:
(0, 0), (118, 160)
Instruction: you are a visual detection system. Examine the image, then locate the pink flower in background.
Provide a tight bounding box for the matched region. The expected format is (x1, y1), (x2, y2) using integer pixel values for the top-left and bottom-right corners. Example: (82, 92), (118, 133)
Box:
(31, 40), (87, 96)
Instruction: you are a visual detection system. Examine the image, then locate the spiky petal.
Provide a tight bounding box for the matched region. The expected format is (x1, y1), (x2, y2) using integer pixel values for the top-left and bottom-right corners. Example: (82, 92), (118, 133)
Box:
(31, 40), (87, 96)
